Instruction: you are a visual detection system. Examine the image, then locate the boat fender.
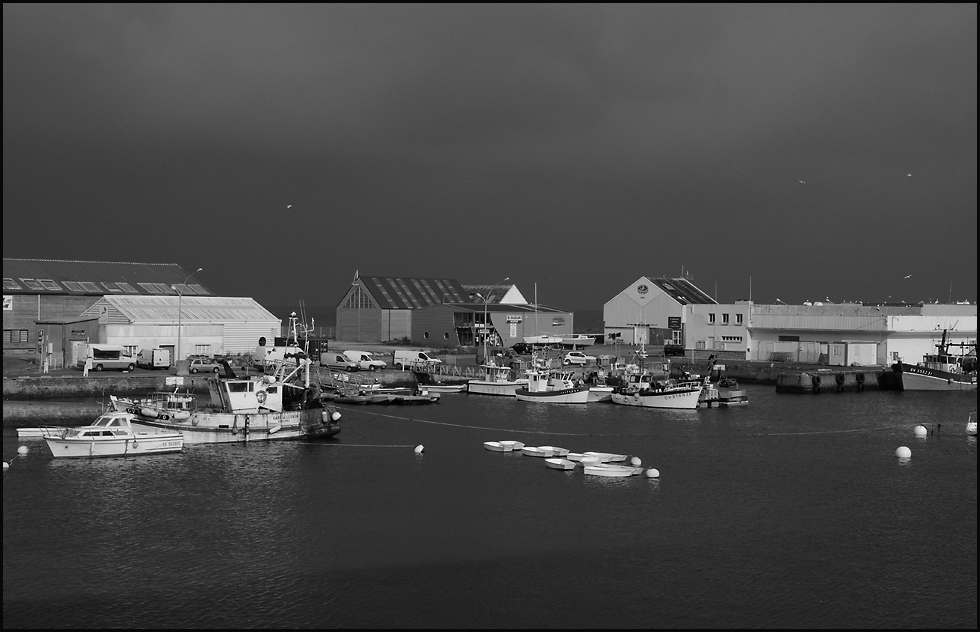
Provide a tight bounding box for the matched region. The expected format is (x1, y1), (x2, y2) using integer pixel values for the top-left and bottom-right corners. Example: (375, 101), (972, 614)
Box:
(835, 372), (846, 386)
(810, 374), (820, 394)
(855, 372), (865, 392)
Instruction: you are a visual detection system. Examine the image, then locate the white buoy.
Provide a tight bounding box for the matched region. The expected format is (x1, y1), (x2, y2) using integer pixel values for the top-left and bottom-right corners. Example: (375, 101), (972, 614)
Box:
(913, 425), (927, 437)
(645, 468), (660, 478)
(630, 456), (642, 466)
(3, 462), (8, 470)
(414, 445), (424, 454)
(17, 446), (28, 456)
(331, 411), (342, 421)
(895, 446), (911, 458)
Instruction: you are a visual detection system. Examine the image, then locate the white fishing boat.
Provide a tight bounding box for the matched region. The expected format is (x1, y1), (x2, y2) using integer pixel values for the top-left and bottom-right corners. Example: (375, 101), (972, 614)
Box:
(545, 458), (576, 470)
(892, 330), (977, 391)
(967, 412), (977, 436)
(40, 411), (183, 458)
(514, 369), (589, 404)
(610, 354), (705, 410)
(112, 314), (342, 444)
(467, 363), (529, 397)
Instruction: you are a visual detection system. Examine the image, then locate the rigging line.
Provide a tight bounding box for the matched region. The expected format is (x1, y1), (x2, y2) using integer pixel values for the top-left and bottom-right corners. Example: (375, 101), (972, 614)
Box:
(747, 425), (914, 437)
(336, 407), (613, 436)
(294, 442), (416, 448)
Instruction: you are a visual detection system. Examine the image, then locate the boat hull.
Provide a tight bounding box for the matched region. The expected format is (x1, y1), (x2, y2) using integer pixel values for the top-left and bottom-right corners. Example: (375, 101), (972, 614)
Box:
(131, 408), (340, 444)
(587, 386), (614, 402)
(43, 433), (183, 458)
(611, 387), (702, 409)
(515, 387), (589, 404)
(898, 364), (977, 391)
(467, 380), (524, 397)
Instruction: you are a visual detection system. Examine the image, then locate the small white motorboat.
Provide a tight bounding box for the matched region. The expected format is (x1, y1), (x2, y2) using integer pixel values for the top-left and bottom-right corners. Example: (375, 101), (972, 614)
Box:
(498, 440), (525, 451)
(545, 458), (576, 470)
(967, 412), (977, 436)
(422, 383), (467, 394)
(40, 411), (183, 459)
(484, 441), (507, 452)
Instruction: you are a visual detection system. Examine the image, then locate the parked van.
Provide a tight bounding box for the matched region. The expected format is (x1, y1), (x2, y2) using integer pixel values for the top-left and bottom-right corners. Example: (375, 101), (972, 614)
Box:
(320, 352), (359, 372)
(343, 350), (387, 372)
(137, 348), (172, 370)
(393, 350), (442, 371)
(80, 344), (137, 372)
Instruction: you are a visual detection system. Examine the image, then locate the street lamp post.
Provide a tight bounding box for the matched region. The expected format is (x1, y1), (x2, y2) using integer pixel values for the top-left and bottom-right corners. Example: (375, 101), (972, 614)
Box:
(472, 277), (509, 365)
(174, 267), (202, 364)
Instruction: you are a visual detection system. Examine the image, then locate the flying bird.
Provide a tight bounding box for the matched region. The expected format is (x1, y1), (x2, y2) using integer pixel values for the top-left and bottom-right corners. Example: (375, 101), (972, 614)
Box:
(904, 274), (912, 279)
(287, 204), (292, 209)
(907, 173), (912, 179)
(799, 180), (806, 184)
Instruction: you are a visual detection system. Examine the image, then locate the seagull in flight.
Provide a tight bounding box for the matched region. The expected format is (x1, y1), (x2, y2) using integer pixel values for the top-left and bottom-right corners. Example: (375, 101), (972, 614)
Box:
(799, 180), (806, 184)
(287, 204), (292, 209)
(907, 173), (912, 179)
(904, 274), (912, 279)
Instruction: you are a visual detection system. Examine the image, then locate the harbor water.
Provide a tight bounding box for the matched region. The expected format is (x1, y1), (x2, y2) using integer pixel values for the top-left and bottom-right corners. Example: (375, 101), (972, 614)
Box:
(3, 386), (977, 628)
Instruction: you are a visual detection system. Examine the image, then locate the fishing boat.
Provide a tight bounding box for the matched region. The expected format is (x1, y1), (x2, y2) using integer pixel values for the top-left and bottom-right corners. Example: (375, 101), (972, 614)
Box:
(467, 362), (529, 397)
(890, 330), (977, 391)
(514, 368), (589, 404)
(967, 412), (977, 436)
(40, 411), (183, 458)
(609, 353), (704, 410)
(113, 314), (342, 444)
(699, 364), (749, 407)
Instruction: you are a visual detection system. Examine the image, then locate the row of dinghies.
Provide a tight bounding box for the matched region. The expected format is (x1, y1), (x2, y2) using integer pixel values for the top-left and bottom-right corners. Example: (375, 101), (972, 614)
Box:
(483, 440), (660, 478)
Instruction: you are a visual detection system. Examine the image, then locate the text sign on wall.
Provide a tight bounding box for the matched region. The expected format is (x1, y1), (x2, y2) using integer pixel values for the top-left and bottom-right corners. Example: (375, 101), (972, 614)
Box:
(668, 317), (681, 329)
(2, 295), (11, 311)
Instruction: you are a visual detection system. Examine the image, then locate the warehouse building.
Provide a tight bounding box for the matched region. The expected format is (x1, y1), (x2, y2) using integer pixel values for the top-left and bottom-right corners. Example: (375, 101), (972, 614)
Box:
(336, 274), (572, 347)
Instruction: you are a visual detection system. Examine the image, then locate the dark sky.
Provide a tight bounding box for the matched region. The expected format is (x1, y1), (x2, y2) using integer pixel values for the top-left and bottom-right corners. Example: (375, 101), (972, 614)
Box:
(4, 4), (977, 313)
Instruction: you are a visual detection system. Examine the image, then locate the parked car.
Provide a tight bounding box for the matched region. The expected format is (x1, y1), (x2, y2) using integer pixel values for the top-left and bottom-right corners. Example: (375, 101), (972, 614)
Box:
(663, 344), (686, 356)
(320, 352), (359, 372)
(188, 357), (221, 374)
(563, 351), (597, 366)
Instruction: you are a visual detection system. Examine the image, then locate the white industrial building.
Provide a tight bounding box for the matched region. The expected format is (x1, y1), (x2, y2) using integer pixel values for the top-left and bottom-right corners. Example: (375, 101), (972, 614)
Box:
(604, 276), (977, 365)
(77, 295), (279, 365)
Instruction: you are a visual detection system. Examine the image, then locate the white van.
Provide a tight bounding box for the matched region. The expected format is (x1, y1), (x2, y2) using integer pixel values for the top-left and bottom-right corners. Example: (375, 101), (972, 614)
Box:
(393, 350), (442, 371)
(80, 344), (137, 372)
(343, 350), (387, 372)
(137, 348), (172, 370)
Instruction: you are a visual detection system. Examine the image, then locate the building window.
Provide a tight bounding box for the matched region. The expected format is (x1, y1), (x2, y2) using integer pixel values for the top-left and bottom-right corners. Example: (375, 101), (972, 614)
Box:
(194, 344), (212, 356)
(721, 336), (743, 342)
(736, 314), (743, 325)
(708, 313), (716, 324)
(3, 329), (30, 343)
(423, 332), (430, 340)
(778, 335), (800, 342)
(443, 332), (450, 340)
(722, 313), (730, 324)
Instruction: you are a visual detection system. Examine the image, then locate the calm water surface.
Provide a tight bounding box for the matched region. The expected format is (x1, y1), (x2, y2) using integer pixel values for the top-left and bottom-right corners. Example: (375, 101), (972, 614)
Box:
(3, 386), (977, 628)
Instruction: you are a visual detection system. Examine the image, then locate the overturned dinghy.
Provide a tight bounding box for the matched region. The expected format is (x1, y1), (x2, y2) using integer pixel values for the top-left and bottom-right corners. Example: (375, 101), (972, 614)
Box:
(545, 458), (576, 470)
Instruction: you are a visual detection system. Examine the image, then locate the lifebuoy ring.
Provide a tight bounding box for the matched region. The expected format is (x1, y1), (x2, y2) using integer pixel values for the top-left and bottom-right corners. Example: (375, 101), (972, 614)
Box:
(257, 390), (267, 404)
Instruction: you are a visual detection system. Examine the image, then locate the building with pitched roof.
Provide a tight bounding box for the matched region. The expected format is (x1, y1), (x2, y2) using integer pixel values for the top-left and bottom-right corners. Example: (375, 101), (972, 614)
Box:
(603, 275), (717, 346)
(336, 274), (571, 346)
(3, 258), (213, 354)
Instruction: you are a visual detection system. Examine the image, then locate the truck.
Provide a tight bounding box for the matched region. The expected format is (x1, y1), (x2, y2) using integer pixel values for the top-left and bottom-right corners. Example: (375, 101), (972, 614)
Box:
(343, 350), (387, 371)
(137, 348), (172, 370)
(393, 350), (442, 371)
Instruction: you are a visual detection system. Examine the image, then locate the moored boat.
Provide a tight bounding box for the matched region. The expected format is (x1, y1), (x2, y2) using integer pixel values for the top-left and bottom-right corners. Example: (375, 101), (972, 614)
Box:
(514, 368), (589, 404)
(40, 411), (183, 458)
(467, 363), (528, 397)
(545, 458), (577, 470)
(559, 334), (596, 348)
(892, 331), (977, 391)
(113, 314), (341, 444)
